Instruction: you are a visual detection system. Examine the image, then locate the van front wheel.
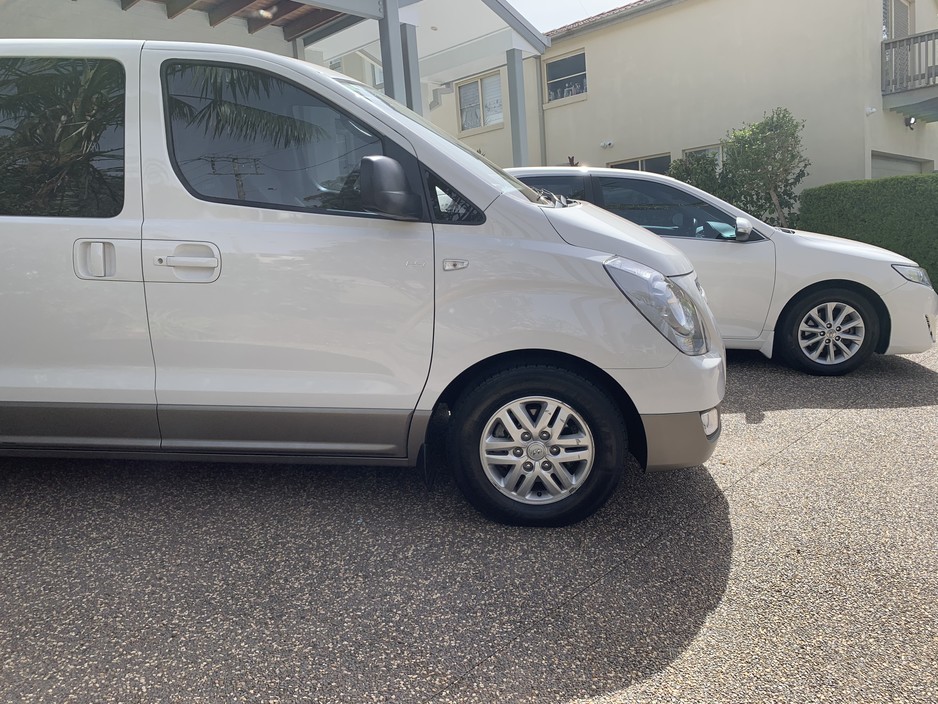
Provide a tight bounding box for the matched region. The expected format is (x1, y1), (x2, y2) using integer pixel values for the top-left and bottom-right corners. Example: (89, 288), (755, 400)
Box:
(448, 366), (627, 526)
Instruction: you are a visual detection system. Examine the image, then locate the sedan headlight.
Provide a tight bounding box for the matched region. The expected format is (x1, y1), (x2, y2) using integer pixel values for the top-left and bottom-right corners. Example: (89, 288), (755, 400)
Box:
(893, 264), (933, 288)
(604, 257), (709, 355)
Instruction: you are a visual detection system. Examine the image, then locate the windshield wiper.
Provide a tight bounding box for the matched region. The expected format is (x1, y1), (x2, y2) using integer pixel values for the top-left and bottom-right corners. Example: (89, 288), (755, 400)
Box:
(534, 188), (568, 208)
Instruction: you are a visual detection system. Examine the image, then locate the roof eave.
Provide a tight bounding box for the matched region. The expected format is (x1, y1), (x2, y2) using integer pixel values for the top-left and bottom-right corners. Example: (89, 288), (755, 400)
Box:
(548, 0), (687, 41)
(480, 0), (551, 52)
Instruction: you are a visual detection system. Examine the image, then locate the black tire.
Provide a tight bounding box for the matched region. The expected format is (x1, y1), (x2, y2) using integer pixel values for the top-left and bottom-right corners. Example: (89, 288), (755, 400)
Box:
(447, 365), (628, 526)
(777, 288), (879, 376)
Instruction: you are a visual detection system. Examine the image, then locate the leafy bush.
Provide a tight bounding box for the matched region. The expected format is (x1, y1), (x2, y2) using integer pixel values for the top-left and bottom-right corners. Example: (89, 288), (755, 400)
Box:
(668, 151), (721, 195)
(668, 108), (810, 228)
(799, 173), (938, 285)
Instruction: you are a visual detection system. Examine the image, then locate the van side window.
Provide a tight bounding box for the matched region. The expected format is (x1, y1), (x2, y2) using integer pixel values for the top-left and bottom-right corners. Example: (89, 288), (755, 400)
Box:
(426, 173), (484, 224)
(163, 61), (383, 215)
(0, 57), (125, 218)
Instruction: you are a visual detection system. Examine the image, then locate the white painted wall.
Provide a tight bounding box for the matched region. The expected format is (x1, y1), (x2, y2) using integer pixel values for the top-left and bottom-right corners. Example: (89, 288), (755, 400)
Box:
(435, 0), (938, 186)
(0, 0), (291, 56)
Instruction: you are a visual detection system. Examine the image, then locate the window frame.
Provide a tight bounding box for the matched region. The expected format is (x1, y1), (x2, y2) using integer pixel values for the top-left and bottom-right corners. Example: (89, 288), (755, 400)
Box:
(159, 59), (428, 222)
(609, 153), (672, 175)
(683, 144), (723, 170)
(884, 0), (914, 39)
(543, 50), (588, 106)
(455, 71), (504, 135)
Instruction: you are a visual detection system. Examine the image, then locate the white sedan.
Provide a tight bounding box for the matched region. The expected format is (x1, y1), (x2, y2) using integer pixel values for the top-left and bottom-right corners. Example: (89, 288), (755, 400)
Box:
(509, 166), (938, 375)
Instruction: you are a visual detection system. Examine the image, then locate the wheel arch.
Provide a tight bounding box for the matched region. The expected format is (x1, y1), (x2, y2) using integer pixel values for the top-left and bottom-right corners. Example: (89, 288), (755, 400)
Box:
(428, 349), (648, 468)
(773, 279), (892, 355)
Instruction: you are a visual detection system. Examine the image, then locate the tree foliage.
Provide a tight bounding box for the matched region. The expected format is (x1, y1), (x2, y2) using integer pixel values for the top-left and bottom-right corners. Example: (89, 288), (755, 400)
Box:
(668, 107), (810, 227)
(667, 151), (721, 196)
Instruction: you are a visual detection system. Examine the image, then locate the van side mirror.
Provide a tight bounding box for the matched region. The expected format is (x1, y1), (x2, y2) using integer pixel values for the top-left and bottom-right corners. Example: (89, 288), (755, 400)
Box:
(735, 216), (753, 242)
(359, 155), (421, 221)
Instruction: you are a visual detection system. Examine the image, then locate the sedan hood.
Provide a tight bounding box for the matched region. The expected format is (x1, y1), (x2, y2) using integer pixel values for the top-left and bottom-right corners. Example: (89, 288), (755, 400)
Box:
(543, 202), (694, 277)
(785, 229), (918, 266)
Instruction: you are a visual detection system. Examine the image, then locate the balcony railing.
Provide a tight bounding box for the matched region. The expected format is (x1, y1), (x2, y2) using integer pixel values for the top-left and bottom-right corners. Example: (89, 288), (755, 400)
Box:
(883, 30), (938, 94)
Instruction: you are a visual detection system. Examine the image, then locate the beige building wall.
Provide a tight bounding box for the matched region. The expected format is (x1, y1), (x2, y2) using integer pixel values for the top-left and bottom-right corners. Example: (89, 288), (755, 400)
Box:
(427, 65), (516, 163)
(0, 0), (291, 56)
(434, 0), (938, 188)
(867, 0), (938, 176)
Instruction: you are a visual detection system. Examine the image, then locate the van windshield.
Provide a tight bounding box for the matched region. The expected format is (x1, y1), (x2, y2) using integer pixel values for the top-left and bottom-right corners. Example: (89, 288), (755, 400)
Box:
(339, 81), (543, 204)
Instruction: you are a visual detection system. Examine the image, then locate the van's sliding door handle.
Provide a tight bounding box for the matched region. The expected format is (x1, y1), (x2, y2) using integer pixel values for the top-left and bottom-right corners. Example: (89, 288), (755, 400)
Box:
(155, 255), (219, 269)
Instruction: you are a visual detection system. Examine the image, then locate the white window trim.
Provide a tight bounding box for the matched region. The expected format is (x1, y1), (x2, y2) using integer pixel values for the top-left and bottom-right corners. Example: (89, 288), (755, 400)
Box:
(683, 144), (723, 169)
(543, 49), (588, 107)
(609, 153), (673, 172)
(456, 72), (504, 136)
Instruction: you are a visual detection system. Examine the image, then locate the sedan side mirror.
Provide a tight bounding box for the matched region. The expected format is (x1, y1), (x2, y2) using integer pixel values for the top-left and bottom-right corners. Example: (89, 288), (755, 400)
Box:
(735, 216), (754, 242)
(360, 155), (421, 221)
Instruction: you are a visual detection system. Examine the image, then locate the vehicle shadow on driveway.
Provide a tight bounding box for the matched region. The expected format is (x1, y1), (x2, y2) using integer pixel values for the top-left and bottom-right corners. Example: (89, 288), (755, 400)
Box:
(722, 350), (938, 424)
(0, 454), (732, 703)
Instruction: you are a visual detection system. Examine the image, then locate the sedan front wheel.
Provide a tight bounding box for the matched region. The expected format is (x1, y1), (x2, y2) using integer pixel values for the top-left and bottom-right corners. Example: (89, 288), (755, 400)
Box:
(778, 288), (879, 376)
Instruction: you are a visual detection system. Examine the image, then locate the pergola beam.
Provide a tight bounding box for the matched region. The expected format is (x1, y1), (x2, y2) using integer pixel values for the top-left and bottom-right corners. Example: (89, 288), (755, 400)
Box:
(208, 0), (255, 27)
(165, 0), (200, 20)
(282, 9), (344, 43)
(248, 1), (303, 34)
(294, 0), (384, 20)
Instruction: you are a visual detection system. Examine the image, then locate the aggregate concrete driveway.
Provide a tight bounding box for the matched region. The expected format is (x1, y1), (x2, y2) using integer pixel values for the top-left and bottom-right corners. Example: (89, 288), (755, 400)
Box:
(1, 348), (936, 703)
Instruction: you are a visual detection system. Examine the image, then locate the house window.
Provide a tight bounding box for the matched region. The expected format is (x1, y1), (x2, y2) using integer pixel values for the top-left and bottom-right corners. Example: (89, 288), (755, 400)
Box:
(546, 52), (587, 102)
(884, 0), (913, 39)
(683, 145), (723, 169)
(371, 62), (384, 89)
(457, 74), (503, 132)
(611, 154), (672, 175)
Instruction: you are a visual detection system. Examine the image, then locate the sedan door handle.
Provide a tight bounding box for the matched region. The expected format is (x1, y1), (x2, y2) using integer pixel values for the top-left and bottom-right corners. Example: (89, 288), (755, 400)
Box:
(155, 255), (219, 269)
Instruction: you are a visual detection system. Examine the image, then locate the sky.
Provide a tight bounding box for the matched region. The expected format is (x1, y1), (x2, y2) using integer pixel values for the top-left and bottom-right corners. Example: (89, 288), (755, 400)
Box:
(506, 0), (630, 32)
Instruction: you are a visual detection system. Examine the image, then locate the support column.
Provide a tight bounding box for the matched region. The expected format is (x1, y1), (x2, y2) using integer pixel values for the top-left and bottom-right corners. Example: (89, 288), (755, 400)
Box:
(378, 0), (407, 103)
(506, 48), (529, 167)
(401, 22), (423, 114)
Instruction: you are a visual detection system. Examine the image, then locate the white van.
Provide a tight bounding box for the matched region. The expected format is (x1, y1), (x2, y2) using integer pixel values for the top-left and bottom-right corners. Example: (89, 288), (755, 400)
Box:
(0, 40), (724, 525)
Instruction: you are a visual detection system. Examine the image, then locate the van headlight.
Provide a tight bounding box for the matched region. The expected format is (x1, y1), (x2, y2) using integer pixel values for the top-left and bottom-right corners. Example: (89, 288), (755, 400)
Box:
(605, 257), (709, 356)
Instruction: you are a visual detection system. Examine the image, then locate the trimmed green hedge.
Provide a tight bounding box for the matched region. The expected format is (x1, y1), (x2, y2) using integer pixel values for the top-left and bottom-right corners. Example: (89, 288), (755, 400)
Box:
(798, 173), (938, 286)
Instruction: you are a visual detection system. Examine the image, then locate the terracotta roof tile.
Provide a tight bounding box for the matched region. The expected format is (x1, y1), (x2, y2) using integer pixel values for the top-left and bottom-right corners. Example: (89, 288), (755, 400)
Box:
(547, 0), (662, 36)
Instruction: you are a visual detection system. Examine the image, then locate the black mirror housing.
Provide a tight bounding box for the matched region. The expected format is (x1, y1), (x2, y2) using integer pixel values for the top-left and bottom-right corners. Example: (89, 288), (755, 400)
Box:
(359, 155), (421, 221)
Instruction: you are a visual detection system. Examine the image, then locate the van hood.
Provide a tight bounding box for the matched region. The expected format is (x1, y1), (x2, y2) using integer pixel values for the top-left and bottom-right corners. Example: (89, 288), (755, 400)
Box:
(784, 228), (917, 266)
(543, 202), (694, 277)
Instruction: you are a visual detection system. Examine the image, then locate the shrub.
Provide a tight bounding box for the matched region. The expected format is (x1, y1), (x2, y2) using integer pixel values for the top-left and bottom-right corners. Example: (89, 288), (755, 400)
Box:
(798, 173), (938, 285)
(668, 108), (810, 227)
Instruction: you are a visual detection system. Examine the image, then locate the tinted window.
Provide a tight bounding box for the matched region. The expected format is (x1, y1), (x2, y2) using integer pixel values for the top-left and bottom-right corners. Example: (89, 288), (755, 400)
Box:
(0, 57), (125, 218)
(521, 176), (586, 200)
(164, 62), (383, 214)
(598, 178), (737, 239)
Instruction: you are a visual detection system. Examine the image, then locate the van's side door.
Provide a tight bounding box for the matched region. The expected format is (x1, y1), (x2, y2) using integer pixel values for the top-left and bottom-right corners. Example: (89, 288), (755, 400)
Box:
(138, 48), (434, 457)
(0, 45), (159, 448)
